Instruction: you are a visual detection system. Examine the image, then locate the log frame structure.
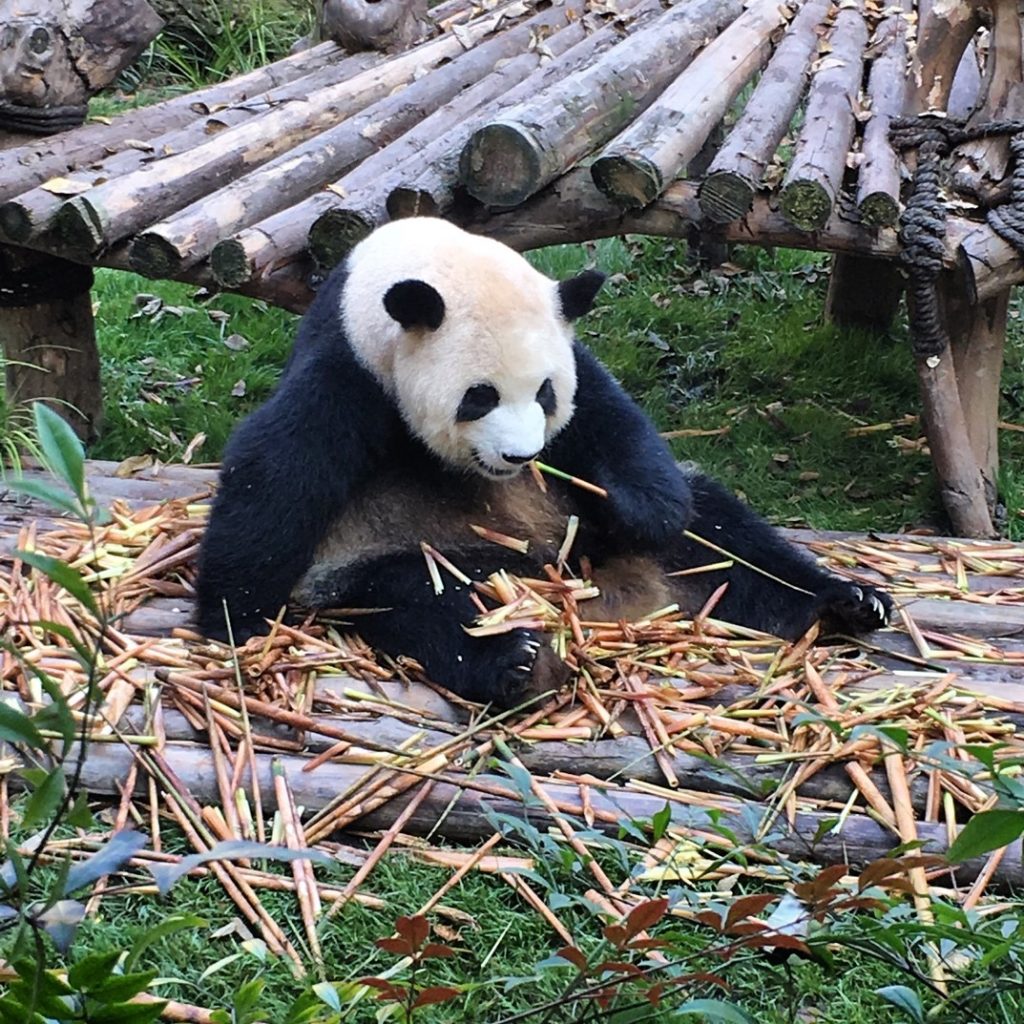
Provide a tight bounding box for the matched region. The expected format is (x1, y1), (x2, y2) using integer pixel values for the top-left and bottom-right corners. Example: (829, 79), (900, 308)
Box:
(0, 0), (1022, 539)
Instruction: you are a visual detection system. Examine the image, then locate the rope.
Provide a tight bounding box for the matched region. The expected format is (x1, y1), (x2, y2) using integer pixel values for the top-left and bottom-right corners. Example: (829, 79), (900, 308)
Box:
(889, 115), (1024, 360)
(0, 100), (87, 135)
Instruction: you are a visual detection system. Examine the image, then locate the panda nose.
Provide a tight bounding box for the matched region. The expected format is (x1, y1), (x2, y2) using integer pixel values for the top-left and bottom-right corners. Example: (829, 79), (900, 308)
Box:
(502, 451), (539, 465)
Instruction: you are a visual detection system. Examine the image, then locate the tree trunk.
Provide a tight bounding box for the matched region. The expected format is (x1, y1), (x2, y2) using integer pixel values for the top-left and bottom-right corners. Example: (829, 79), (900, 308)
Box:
(698, 0), (831, 223)
(319, 0), (431, 53)
(590, 0), (789, 210)
(0, 247), (102, 441)
(779, 0), (868, 231)
(460, 0), (744, 208)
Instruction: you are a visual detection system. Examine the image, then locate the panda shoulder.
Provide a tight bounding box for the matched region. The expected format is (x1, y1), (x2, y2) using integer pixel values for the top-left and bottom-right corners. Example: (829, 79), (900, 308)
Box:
(294, 262), (353, 356)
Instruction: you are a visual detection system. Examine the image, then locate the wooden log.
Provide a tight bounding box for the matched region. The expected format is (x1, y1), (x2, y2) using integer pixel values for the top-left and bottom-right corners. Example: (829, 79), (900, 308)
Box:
(953, 0), (1024, 203)
(855, 0), (911, 228)
(0, 52), (384, 246)
(590, 0), (790, 210)
(948, 39), (982, 120)
(0, 0), (163, 133)
(0, 42), (347, 204)
(909, 0), (982, 111)
(698, 0), (830, 224)
(459, 0), (744, 208)
(319, 0), (431, 53)
(779, 0), (869, 231)
(0, 247), (102, 441)
(953, 218), (1024, 304)
(61, 739), (1024, 889)
(134, 0), (594, 278)
(49, 12), (509, 258)
(305, 1), (656, 265)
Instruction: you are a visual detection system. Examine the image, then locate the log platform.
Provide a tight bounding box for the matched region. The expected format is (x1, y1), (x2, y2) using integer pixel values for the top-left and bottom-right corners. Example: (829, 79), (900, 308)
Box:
(2, 459), (1024, 904)
(0, 0), (1022, 536)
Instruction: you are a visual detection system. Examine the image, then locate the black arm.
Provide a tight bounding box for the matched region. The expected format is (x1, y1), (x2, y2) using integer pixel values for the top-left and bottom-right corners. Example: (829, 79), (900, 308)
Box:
(546, 341), (692, 550)
(195, 267), (401, 640)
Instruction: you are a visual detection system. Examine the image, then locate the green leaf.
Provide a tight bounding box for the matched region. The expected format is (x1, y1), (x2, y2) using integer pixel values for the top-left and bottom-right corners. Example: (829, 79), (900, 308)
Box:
(90, 969), (158, 1002)
(312, 982), (341, 1012)
(0, 701), (44, 749)
(673, 998), (756, 1022)
(947, 810), (1024, 863)
(68, 948), (122, 991)
(4, 477), (81, 517)
(15, 550), (98, 615)
(66, 791), (95, 830)
(651, 801), (672, 842)
(20, 765), (66, 832)
(875, 985), (924, 1022)
(33, 402), (86, 504)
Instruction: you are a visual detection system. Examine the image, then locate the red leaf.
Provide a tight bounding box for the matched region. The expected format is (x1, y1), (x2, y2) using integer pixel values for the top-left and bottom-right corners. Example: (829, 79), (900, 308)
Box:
(556, 945), (589, 972)
(857, 857), (901, 891)
(412, 985), (461, 1008)
(626, 937), (670, 951)
(724, 893), (774, 931)
(594, 960), (643, 977)
(396, 914), (429, 951)
(420, 942), (457, 959)
(602, 923), (628, 949)
(358, 977), (406, 1001)
(376, 937), (413, 957)
(695, 910), (724, 931)
(744, 933), (812, 956)
(624, 897), (669, 938)
(647, 982), (664, 1005)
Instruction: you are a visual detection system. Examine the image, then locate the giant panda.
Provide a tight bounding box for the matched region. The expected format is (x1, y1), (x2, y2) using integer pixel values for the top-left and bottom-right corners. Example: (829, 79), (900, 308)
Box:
(196, 218), (892, 705)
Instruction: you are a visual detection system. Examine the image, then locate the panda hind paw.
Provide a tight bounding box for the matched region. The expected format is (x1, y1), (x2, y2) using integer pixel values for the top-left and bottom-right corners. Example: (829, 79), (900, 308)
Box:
(814, 582), (893, 636)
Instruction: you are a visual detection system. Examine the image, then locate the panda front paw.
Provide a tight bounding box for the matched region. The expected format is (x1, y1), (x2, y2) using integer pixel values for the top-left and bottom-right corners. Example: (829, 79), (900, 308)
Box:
(814, 581), (893, 636)
(463, 629), (569, 708)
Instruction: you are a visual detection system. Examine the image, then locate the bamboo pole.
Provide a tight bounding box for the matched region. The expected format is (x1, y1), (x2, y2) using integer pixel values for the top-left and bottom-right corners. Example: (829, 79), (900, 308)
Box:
(856, 0), (911, 227)
(130, 0), (592, 278)
(698, 0), (831, 223)
(779, 0), (869, 231)
(49, 5), (525, 257)
(459, 0), (744, 207)
(590, 0), (790, 210)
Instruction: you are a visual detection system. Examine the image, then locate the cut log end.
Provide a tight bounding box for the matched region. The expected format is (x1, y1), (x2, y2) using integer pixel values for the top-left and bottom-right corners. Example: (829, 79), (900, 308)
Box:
(858, 192), (901, 229)
(308, 208), (374, 268)
(0, 201), (34, 244)
(460, 122), (546, 208)
(54, 198), (106, 257)
(386, 187), (441, 220)
(210, 239), (254, 288)
(779, 180), (832, 232)
(698, 171), (756, 223)
(129, 232), (184, 279)
(590, 152), (663, 210)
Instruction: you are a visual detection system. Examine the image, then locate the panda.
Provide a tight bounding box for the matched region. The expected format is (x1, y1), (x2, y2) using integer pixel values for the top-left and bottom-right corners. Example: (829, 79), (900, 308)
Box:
(196, 218), (892, 705)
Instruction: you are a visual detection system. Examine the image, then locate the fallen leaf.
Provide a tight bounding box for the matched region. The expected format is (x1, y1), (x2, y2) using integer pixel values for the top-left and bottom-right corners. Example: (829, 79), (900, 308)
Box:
(182, 432), (207, 464)
(222, 333), (249, 351)
(113, 454), (155, 478)
(231, 379), (247, 398)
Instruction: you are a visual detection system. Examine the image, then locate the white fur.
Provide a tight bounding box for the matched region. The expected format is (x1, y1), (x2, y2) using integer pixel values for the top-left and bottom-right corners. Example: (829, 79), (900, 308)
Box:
(340, 218), (577, 476)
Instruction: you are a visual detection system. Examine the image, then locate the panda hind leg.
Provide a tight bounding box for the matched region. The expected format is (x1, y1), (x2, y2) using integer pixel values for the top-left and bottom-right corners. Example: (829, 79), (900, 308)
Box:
(664, 472), (892, 640)
(303, 552), (566, 707)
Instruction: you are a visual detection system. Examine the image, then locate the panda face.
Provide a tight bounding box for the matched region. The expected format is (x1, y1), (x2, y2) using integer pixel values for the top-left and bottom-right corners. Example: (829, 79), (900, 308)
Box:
(340, 219), (604, 479)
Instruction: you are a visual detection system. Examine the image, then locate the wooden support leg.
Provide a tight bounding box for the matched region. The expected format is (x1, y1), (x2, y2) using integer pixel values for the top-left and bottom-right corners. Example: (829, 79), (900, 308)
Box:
(825, 254), (905, 331)
(0, 247), (102, 443)
(948, 287), (1009, 509)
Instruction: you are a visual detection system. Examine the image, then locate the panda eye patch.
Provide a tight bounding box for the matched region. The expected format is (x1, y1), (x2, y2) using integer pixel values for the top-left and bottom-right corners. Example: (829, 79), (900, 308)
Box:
(536, 378), (556, 416)
(457, 384), (500, 422)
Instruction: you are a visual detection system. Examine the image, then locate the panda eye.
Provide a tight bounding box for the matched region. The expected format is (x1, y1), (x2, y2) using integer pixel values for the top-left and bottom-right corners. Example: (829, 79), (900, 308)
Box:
(456, 383), (500, 422)
(536, 378), (556, 416)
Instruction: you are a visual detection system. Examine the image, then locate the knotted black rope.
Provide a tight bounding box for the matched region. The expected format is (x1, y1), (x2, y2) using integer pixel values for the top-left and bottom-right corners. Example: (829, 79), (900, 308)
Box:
(889, 116), (1024, 359)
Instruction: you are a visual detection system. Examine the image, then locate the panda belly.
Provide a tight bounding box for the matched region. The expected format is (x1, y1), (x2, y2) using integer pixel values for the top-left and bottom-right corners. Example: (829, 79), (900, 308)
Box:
(291, 469), (572, 608)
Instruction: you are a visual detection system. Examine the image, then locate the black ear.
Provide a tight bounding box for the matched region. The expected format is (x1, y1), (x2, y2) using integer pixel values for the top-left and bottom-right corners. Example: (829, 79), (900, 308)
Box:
(558, 269), (606, 320)
(383, 279), (445, 331)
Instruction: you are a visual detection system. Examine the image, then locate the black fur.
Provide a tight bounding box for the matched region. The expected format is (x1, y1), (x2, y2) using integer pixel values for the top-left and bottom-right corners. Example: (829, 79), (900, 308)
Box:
(558, 270), (606, 320)
(196, 259), (892, 702)
(384, 279), (445, 330)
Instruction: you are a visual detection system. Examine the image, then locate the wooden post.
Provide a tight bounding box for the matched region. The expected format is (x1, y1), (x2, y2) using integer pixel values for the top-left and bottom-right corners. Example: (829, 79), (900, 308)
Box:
(0, 0), (162, 441)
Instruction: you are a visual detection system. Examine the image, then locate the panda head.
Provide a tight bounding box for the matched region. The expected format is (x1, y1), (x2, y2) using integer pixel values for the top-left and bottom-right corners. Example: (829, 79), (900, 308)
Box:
(340, 218), (605, 479)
